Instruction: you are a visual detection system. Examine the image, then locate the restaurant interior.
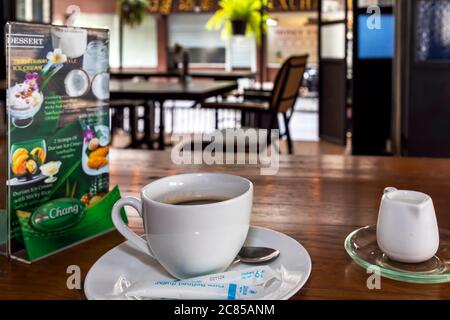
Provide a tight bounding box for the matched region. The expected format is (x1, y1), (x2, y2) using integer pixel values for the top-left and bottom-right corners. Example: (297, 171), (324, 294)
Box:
(1, 0), (450, 301)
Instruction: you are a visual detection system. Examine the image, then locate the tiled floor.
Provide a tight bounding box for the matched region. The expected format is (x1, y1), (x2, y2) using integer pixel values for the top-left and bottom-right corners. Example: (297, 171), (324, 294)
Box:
(287, 97), (318, 142)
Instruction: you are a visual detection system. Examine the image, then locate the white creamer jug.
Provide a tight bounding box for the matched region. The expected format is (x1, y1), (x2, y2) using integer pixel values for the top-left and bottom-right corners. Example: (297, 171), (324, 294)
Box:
(377, 187), (439, 263)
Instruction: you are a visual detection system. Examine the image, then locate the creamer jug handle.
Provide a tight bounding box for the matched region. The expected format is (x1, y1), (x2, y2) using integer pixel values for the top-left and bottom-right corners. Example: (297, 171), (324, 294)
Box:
(384, 187), (398, 194)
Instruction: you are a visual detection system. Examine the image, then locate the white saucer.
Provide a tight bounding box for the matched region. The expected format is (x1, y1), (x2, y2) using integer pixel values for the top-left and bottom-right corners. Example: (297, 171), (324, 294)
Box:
(84, 226), (312, 300)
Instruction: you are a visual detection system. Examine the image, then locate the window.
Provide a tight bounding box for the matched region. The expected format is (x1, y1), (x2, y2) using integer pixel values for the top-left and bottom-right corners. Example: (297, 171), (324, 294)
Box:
(321, 24), (346, 59)
(169, 14), (225, 66)
(228, 36), (255, 70)
(74, 14), (158, 68)
(15, 0), (52, 23)
(322, 0), (346, 21)
(267, 12), (318, 66)
(415, 0), (450, 61)
(168, 13), (255, 69)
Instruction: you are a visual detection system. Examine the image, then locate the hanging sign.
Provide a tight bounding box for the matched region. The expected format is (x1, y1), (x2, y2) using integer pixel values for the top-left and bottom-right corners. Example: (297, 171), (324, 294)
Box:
(148, 0), (318, 13)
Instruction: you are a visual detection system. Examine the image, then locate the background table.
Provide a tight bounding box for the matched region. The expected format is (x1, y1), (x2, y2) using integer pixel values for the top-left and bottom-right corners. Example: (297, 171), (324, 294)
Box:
(1, 150), (450, 299)
(110, 69), (257, 81)
(110, 80), (238, 150)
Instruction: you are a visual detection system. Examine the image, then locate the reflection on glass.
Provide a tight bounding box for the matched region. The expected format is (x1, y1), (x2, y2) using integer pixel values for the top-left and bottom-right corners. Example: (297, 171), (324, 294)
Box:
(416, 0), (450, 61)
(83, 40), (109, 79)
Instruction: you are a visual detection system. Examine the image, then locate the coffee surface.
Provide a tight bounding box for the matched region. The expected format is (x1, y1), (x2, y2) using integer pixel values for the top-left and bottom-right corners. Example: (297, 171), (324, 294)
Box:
(163, 195), (231, 206)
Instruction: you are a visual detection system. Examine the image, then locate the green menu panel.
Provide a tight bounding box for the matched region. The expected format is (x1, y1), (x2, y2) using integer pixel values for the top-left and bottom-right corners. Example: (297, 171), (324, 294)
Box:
(4, 22), (125, 262)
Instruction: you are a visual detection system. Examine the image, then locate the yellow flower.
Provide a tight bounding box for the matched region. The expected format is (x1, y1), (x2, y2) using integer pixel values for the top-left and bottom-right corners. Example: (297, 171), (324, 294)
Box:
(47, 48), (67, 65)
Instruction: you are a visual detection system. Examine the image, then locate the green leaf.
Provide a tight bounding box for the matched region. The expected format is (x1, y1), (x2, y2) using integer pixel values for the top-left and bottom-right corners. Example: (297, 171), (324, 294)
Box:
(40, 64), (63, 91)
(117, 0), (150, 27)
(66, 179), (70, 198)
(205, 0), (269, 45)
(71, 180), (78, 198)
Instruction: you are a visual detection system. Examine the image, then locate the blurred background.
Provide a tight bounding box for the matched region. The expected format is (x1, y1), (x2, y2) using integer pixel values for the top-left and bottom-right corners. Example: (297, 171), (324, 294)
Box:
(1, 0), (449, 157)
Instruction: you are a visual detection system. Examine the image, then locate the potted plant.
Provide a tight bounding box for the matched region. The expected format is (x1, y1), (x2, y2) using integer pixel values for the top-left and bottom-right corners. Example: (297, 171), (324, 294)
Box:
(116, 0), (149, 68)
(231, 19), (247, 36)
(206, 0), (268, 45)
(117, 0), (149, 27)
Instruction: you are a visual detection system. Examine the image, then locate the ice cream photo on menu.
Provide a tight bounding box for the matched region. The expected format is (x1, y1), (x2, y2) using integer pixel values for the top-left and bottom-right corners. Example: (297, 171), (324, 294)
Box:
(7, 49), (67, 128)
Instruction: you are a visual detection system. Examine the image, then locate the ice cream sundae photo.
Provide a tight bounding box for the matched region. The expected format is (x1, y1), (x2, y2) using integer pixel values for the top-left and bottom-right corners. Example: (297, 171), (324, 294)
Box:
(7, 49), (67, 128)
(7, 73), (44, 128)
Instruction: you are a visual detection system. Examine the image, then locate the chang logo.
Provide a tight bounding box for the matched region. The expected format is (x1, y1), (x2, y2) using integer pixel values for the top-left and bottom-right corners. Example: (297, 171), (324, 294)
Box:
(49, 204), (80, 219)
(30, 199), (86, 232)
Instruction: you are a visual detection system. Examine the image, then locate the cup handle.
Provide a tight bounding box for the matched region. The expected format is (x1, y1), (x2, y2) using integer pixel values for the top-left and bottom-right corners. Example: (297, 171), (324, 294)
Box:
(112, 197), (154, 257)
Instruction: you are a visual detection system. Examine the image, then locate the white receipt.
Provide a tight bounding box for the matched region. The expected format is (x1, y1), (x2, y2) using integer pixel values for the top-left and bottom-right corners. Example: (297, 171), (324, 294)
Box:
(110, 265), (300, 300)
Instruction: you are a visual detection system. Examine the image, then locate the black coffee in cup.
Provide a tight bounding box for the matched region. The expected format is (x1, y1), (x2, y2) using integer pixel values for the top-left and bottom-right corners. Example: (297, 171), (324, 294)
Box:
(163, 195), (231, 206)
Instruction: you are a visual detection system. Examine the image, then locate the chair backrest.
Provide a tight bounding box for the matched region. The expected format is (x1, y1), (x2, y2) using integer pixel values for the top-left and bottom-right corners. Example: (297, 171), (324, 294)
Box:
(269, 55), (308, 113)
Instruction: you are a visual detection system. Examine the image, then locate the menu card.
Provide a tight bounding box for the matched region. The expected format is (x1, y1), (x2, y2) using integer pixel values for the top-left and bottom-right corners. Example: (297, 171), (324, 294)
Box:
(1, 22), (126, 263)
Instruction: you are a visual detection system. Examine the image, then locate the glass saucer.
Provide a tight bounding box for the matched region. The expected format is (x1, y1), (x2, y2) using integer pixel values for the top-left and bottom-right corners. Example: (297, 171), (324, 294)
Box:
(345, 225), (450, 283)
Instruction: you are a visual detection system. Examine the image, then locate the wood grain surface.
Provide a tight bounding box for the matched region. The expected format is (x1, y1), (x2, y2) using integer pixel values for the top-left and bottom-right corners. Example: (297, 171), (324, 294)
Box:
(1, 149), (450, 299)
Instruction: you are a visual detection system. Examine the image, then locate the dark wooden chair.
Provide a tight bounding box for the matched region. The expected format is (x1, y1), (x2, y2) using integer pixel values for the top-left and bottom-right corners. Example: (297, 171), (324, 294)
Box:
(201, 55), (308, 154)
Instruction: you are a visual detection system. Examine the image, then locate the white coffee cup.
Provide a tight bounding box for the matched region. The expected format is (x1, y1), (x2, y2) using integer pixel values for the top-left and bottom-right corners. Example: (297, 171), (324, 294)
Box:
(377, 187), (439, 263)
(51, 27), (87, 59)
(111, 173), (253, 279)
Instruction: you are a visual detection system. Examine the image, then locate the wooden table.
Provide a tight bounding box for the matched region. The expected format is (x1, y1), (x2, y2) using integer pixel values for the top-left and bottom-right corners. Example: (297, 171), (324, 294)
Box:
(110, 69), (257, 81)
(110, 80), (238, 150)
(1, 150), (450, 299)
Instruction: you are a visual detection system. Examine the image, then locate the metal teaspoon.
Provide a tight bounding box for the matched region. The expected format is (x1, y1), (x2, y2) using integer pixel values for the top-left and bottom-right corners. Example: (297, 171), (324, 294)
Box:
(233, 247), (280, 264)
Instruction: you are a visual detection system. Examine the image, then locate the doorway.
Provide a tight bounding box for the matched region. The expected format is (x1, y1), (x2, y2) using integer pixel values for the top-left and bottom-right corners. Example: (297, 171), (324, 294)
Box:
(318, 0), (351, 146)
